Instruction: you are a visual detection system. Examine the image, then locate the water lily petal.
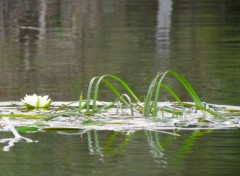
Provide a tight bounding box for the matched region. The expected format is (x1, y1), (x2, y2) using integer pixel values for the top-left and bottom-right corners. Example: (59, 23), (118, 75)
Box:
(39, 95), (49, 107)
(21, 94), (52, 108)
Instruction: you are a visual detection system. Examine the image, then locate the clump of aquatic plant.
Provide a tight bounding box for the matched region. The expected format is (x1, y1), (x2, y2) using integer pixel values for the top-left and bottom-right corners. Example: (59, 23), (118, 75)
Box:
(20, 70), (221, 121)
(85, 74), (140, 114)
(0, 70), (228, 135)
(143, 70), (224, 118)
(84, 70), (224, 119)
(1, 70), (239, 152)
(21, 94), (52, 109)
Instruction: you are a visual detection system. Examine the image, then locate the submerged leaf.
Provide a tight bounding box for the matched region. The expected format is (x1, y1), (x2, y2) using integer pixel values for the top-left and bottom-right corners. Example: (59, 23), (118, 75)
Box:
(43, 127), (81, 131)
(16, 126), (39, 132)
(82, 119), (102, 125)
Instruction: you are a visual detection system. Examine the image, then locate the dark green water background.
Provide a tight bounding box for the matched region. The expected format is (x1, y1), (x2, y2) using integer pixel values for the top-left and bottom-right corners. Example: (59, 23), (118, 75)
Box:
(1, 0), (240, 105)
(1, 130), (240, 176)
(0, 0), (240, 175)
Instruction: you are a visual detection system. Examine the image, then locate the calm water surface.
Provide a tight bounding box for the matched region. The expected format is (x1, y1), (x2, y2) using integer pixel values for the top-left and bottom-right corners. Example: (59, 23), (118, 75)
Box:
(0, 129), (240, 176)
(0, 0), (240, 175)
(0, 0), (240, 105)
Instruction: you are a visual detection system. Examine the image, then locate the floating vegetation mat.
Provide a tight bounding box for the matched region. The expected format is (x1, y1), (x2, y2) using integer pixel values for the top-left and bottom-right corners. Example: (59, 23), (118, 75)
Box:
(1, 71), (240, 151)
(0, 101), (240, 133)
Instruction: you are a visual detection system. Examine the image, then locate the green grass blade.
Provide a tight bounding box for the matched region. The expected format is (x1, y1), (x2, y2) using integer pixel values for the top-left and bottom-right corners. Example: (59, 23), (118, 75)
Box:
(143, 70), (215, 118)
(88, 74), (140, 112)
(152, 71), (169, 117)
(79, 91), (83, 111)
(86, 76), (99, 112)
(161, 83), (182, 105)
(105, 74), (139, 102)
(182, 103), (225, 119)
(168, 70), (202, 106)
(0, 113), (43, 119)
(143, 74), (160, 117)
(103, 79), (133, 108)
(119, 94), (134, 116)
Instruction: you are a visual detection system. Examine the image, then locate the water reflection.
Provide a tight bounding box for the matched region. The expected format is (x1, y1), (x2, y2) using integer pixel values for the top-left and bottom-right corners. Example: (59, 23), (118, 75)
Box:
(59, 129), (211, 168)
(1, 129), (240, 175)
(155, 0), (172, 58)
(145, 131), (167, 166)
(0, 0), (240, 104)
(87, 130), (102, 156)
(1, 1), (240, 175)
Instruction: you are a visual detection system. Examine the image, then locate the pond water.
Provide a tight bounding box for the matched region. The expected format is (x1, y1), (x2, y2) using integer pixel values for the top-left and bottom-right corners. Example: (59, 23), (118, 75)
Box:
(1, 0), (240, 105)
(0, 129), (240, 176)
(0, 0), (240, 175)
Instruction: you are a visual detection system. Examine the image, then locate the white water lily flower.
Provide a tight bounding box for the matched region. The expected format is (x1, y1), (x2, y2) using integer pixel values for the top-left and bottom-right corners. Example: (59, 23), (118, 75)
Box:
(21, 94), (52, 108)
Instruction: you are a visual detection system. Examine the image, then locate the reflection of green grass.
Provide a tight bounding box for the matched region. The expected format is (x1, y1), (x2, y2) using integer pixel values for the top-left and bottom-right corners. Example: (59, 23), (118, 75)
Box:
(176, 130), (212, 159)
(145, 130), (214, 167)
(84, 130), (213, 164)
(102, 131), (135, 156)
(146, 131), (165, 160)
